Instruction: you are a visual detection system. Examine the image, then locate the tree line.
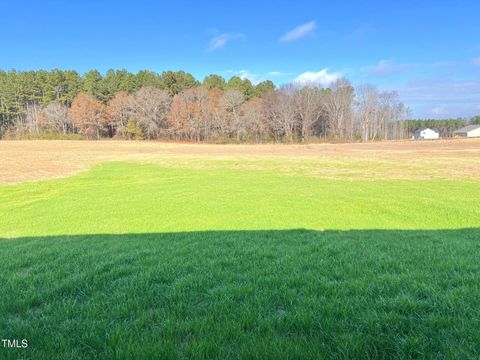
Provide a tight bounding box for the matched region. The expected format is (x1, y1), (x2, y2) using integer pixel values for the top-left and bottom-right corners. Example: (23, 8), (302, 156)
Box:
(403, 119), (472, 138)
(1, 68), (475, 142)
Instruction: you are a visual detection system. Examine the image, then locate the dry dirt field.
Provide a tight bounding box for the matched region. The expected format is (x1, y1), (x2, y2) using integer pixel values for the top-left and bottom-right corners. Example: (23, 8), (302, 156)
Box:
(1, 139), (480, 184)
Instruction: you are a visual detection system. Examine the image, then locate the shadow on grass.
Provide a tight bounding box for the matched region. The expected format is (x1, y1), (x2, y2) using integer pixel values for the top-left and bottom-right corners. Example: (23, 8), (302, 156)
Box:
(1, 228), (479, 359)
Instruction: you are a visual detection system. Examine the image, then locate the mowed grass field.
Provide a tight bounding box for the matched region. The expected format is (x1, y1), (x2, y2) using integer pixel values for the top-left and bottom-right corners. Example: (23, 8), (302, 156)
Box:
(1, 140), (480, 359)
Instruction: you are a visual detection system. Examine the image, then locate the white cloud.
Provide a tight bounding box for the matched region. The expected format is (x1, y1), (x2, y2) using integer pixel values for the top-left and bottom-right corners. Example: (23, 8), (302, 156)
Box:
(237, 70), (259, 83)
(225, 69), (264, 84)
(279, 21), (316, 42)
(471, 57), (480, 66)
(365, 59), (416, 76)
(293, 69), (340, 87)
(225, 70), (290, 84)
(206, 33), (245, 52)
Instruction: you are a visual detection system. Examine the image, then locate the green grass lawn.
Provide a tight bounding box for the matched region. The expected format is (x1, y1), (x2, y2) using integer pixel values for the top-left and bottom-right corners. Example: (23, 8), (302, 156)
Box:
(1, 162), (480, 359)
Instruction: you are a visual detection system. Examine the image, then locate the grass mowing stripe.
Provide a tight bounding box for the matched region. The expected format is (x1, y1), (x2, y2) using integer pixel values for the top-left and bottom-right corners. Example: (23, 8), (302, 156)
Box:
(0, 162), (479, 237)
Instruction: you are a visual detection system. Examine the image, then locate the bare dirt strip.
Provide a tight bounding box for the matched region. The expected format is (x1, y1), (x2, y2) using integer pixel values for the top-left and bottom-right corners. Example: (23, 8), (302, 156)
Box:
(1, 139), (480, 184)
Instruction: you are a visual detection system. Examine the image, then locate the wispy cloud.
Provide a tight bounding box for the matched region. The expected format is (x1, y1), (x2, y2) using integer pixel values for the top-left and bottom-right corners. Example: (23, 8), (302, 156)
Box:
(279, 21), (316, 42)
(386, 78), (480, 118)
(364, 59), (417, 76)
(471, 57), (480, 66)
(430, 106), (449, 116)
(293, 69), (340, 87)
(347, 22), (374, 40)
(206, 33), (245, 52)
(429, 61), (455, 68)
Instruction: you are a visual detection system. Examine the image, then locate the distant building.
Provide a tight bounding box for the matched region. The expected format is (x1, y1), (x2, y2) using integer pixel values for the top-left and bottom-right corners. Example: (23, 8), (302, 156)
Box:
(453, 125), (480, 138)
(414, 128), (439, 140)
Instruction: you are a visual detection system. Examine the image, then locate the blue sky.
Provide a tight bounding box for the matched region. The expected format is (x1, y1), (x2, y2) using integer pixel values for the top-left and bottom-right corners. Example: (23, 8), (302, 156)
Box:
(1, 0), (480, 118)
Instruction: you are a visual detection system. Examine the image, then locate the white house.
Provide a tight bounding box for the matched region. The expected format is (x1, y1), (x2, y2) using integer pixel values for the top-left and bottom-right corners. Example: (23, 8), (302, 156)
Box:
(414, 128), (439, 140)
(453, 125), (480, 138)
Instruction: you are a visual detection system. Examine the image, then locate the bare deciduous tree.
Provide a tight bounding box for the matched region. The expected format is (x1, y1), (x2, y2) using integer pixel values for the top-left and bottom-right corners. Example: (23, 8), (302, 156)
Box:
(131, 87), (170, 139)
(240, 97), (266, 142)
(294, 86), (323, 142)
(222, 89), (245, 141)
(323, 78), (355, 140)
(355, 84), (379, 142)
(262, 86), (297, 142)
(40, 102), (72, 134)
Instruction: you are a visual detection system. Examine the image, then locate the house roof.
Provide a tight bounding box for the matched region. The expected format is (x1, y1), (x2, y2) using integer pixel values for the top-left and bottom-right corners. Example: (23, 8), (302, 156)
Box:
(454, 125), (480, 133)
(415, 128), (437, 133)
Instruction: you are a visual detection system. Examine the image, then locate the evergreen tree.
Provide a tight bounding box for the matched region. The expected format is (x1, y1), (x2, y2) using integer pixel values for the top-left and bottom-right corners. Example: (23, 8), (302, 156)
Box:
(226, 76), (255, 99)
(202, 74), (226, 90)
(254, 80), (275, 97)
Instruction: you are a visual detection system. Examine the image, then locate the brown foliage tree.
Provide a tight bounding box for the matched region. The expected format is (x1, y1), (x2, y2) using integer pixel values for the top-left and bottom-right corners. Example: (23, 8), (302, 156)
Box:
(107, 91), (133, 139)
(69, 93), (107, 139)
(167, 87), (210, 141)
